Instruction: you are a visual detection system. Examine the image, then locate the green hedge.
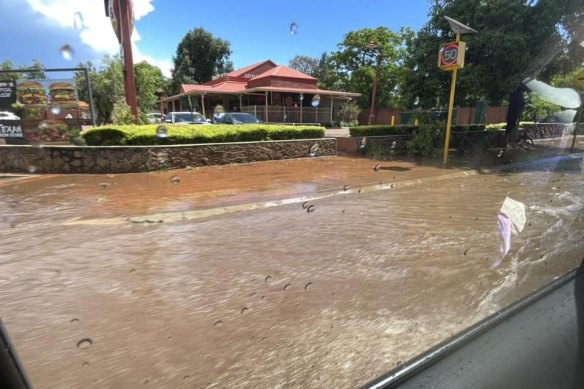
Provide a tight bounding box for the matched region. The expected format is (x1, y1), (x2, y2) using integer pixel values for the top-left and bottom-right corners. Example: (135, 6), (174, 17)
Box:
(349, 124), (486, 137)
(82, 124), (324, 146)
(349, 125), (418, 137)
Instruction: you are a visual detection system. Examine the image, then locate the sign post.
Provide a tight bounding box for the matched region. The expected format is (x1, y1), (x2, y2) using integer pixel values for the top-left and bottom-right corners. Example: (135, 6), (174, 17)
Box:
(107, 0), (138, 122)
(439, 16), (477, 166)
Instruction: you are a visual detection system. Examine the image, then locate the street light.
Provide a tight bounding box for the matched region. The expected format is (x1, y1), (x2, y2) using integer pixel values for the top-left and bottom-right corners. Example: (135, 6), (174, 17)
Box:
(367, 41), (382, 125)
(440, 16), (477, 166)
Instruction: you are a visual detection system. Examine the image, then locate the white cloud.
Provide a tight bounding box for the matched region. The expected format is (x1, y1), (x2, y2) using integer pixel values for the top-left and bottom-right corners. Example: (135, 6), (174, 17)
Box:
(24, 0), (172, 77)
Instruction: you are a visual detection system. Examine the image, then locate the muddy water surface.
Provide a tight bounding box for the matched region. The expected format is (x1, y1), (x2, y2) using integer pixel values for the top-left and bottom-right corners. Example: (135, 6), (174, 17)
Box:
(0, 152), (583, 388)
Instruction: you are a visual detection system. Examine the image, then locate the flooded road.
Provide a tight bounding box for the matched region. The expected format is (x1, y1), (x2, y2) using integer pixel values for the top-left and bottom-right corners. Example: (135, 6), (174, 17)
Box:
(1, 148), (583, 388)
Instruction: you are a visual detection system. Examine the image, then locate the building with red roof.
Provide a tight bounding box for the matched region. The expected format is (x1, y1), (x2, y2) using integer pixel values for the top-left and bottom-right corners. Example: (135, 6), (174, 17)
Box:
(161, 60), (360, 124)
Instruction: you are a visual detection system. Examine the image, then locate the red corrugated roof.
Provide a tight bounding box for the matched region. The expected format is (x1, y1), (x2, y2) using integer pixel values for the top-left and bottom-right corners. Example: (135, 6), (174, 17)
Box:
(251, 65), (316, 81)
(226, 60), (276, 78)
(246, 86), (360, 97)
(181, 82), (247, 94)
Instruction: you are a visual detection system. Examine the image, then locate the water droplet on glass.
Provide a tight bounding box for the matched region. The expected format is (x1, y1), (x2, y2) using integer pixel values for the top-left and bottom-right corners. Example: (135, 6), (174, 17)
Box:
(213, 320), (224, 328)
(464, 248), (469, 256)
(284, 283), (291, 291)
(265, 275), (272, 283)
(373, 163), (381, 171)
(413, 64), (419, 72)
(156, 125), (168, 138)
(261, 295), (265, 300)
(73, 12), (85, 30)
(50, 104), (61, 115)
(497, 150), (504, 158)
(70, 318), (80, 324)
(305, 282), (313, 291)
(31, 140), (44, 148)
(311, 95), (320, 107)
(27, 165), (36, 173)
(414, 97), (420, 106)
(307, 204), (315, 213)
(38, 121), (48, 130)
(82, 361), (90, 367)
(360, 137), (367, 149)
(129, 268), (136, 274)
(308, 143), (319, 157)
(157, 152), (168, 164)
(183, 375), (190, 381)
(170, 176), (180, 184)
(240, 307), (248, 315)
(99, 182), (112, 189)
(290, 22), (299, 35)
(343, 185), (349, 191)
(302, 201), (309, 209)
(77, 338), (93, 349)
(60, 44), (74, 61)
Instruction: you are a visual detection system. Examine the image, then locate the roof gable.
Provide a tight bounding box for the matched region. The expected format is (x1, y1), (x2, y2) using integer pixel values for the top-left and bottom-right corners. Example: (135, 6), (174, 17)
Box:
(226, 60), (277, 78)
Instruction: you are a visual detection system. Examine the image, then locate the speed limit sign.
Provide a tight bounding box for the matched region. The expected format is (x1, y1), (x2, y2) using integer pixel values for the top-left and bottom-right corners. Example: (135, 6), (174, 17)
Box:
(438, 41), (466, 71)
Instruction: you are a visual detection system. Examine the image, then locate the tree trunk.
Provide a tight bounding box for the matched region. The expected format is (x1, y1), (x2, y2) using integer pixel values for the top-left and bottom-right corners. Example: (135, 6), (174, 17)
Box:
(505, 84), (526, 143)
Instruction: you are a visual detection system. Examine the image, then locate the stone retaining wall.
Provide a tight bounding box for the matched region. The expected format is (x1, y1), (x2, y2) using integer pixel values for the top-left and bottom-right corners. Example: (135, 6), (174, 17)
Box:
(0, 138), (336, 174)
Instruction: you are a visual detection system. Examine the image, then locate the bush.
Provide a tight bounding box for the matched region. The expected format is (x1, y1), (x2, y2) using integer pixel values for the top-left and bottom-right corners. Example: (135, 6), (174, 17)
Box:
(405, 125), (444, 157)
(486, 123), (506, 130)
(349, 125), (418, 137)
(82, 124), (324, 146)
(451, 124), (487, 132)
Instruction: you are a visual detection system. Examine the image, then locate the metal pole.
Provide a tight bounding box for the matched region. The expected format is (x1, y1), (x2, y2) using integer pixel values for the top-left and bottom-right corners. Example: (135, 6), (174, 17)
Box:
(201, 94), (206, 117)
(442, 32), (461, 166)
(330, 96), (334, 123)
(119, 0), (138, 121)
(84, 67), (96, 127)
(368, 53), (381, 125)
(570, 104), (583, 153)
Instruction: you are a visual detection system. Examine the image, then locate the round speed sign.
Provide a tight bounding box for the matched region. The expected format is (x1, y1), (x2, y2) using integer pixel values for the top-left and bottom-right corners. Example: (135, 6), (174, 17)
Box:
(438, 41), (466, 71)
(441, 44), (459, 65)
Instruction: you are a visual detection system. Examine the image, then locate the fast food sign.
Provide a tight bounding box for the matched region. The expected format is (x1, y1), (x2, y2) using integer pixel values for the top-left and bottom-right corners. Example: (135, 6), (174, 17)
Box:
(108, 0), (134, 44)
(438, 41), (466, 71)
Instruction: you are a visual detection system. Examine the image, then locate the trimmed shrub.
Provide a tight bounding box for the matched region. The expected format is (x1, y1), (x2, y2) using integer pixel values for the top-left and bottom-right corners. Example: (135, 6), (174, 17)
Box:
(451, 124), (487, 132)
(82, 124), (324, 146)
(349, 125), (418, 137)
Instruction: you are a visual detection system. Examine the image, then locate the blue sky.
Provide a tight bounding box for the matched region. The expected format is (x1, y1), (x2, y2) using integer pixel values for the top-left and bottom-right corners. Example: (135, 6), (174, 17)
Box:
(2, 0), (431, 78)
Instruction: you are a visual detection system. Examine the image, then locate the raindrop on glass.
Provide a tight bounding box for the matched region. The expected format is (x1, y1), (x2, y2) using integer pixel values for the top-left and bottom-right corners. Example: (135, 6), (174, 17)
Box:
(497, 150), (504, 158)
(413, 64), (419, 72)
(308, 143), (319, 157)
(302, 201), (309, 209)
(414, 97), (420, 106)
(60, 44), (74, 61)
(425, 72), (430, 78)
(170, 176), (180, 184)
(307, 204), (315, 213)
(360, 137), (367, 149)
(99, 182), (112, 189)
(73, 12), (85, 30)
(391, 140), (397, 149)
(265, 275), (272, 283)
(284, 283), (291, 291)
(50, 104), (61, 115)
(343, 185), (349, 191)
(373, 163), (381, 171)
(464, 248), (469, 256)
(157, 152), (168, 164)
(311, 95), (321, 107)
(290, 22), (299, 35)
(82, 361), (90, 367)
(156, 125), (168, 138)
(70, 318), (80, 324)
(240, 307), (248, 315)
(305, 282), (313, 291)
(77, 338), (93, 349)
(27, 165), (36, 173)
(31, 140), (44, 148)
(38, 121), (48, 130)
(213, 320), (224, 328)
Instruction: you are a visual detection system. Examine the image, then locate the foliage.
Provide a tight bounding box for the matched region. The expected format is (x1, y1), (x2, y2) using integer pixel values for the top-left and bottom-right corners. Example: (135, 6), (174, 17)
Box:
(170, 27), (233, 94)
(330, 26), (415, 109)
(288, 55), (320, 76)
(10, 103), (43, 119)
(349, 125), (417, 137)
(521, 92), (561, 122)
(338, 102), (362, 125)
(111, 100), (136, 125)
(0, 59), (47, 80)
(82, 125), (324, 146)
(405, 125), (443, 157)
(134, 61), (164, 112)
(401, 0), (581, 109)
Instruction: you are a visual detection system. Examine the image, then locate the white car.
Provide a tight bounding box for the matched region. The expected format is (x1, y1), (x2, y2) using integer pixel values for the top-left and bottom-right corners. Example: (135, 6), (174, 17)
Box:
(0, 111), (20, 120)
(164, 112), (210, 125)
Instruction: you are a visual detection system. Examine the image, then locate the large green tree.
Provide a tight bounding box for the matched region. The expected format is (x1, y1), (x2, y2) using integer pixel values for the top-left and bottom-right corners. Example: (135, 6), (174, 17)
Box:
(0, 59), (47, 80)
(170, 27), (233, 94)
(134, 61), (164, 113)
(330, 27), (415, 110)
(288, 55), (319, 76)
(401, 0), (583, 136)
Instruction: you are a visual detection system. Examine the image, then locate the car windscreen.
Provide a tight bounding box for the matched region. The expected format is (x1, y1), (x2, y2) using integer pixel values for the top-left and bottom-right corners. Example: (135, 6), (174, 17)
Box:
(231, 113), (259, 124)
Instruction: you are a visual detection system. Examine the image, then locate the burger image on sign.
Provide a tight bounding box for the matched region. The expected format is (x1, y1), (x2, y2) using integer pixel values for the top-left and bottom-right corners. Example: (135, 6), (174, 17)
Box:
(17, 81), (48, 105)
(49, 82), (78, 104)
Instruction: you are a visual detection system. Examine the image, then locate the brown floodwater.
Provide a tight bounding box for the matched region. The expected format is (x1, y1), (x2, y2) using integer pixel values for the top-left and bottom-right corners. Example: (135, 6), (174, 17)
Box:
(0, 146), (583, 388)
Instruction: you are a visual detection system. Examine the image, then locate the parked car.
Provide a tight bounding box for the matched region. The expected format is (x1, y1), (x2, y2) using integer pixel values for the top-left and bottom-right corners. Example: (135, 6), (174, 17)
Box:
(164, 112), (210, 125)
(0, 111), (20, 120)
(213, 112), (261, 124)
(147, 113), (162, 124)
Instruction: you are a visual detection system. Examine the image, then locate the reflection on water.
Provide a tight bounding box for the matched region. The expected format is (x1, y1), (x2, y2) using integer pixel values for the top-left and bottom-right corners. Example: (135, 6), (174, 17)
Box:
(0, 154), (582, 388)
